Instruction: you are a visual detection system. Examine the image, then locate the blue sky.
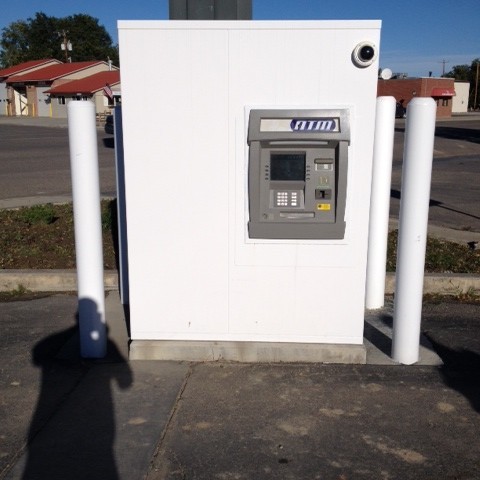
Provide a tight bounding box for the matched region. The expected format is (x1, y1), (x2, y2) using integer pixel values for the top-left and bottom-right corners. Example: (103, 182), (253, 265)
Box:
(1, 0), (479, 77)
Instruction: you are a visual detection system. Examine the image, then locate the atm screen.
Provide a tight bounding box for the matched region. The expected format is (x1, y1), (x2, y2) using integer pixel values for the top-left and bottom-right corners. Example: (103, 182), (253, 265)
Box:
(270, 153), (306, 181)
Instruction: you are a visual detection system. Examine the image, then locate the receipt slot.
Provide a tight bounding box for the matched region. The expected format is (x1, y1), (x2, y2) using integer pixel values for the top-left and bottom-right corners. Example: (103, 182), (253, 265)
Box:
(248, 109), (350, 239)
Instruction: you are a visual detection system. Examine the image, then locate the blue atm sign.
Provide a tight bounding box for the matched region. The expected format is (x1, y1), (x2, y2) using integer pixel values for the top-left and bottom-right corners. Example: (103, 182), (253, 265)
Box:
(290, 118), (337, 132)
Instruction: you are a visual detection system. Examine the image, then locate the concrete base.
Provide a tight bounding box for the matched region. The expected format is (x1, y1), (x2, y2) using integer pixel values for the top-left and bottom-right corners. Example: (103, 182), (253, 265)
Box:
(129, 340), (367, 364)
(364, 314), (443, 366)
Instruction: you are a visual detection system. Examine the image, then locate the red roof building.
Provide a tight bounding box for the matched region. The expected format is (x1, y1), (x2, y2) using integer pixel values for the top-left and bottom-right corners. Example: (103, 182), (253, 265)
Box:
(0, 59), (62, 116)
(3, 60), (118, 117)
(0, 59), (62, 81)
(46, 70), (120, 95)
(46, 70), (121, 119)
(7, 61), (110, 84)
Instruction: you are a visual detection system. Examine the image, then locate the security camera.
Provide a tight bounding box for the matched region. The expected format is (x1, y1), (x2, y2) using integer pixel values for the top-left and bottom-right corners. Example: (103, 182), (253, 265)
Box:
(352, 42), (377, 68)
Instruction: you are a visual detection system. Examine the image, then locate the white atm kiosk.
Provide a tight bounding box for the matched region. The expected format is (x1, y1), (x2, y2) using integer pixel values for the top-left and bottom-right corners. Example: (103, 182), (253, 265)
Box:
(118, 20), (381, 362)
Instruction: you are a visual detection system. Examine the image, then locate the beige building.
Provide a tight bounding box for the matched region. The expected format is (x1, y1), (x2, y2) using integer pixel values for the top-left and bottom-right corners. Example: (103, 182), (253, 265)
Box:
(452, 82), (470, 113)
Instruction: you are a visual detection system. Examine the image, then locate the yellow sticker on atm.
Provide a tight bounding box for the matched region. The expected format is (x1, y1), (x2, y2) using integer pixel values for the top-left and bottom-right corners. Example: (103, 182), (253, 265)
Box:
(317, 203), (331, 211)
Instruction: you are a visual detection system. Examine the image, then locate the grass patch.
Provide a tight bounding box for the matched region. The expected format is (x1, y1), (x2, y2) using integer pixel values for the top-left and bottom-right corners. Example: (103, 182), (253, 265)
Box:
(0, 201), (117, 269)
(1, 202), (479, 273)
(424, 290), (480, 305)
(387, 230), (480, 274)
(19, 203), (57, 225)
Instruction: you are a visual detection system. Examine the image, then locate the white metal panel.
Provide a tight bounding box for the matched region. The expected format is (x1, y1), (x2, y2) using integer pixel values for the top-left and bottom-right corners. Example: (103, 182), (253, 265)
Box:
(229, 266), (365, 341)
(119, 27), (230, 338)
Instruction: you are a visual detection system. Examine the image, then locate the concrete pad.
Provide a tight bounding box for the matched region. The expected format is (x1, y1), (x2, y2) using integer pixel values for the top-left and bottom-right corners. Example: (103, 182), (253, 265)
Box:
(364, 316), (443, 366)
(364, 301), (443, 366)
(105, 290), (130, 359)
(55, 290), (129, 361)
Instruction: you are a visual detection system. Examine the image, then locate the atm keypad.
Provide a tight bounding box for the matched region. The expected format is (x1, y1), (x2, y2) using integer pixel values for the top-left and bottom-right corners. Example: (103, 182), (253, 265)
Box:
(274, 190), (300, 208)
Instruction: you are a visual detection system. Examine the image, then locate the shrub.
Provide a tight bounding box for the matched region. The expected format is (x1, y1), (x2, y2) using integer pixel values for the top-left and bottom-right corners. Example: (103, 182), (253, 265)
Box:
(19, 204), (56, 225)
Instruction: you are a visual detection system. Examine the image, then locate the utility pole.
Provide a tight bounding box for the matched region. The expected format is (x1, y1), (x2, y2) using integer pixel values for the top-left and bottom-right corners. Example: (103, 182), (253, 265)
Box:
(474, 62), (480, 110)
(58, 30), (72, 62)
(439, 59), (449, 76)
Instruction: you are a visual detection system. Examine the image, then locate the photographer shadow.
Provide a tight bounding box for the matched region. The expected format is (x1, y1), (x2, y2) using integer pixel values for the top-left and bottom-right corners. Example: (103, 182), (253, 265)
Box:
(424, 337), (480, 414)
(18, 298), (132, 480)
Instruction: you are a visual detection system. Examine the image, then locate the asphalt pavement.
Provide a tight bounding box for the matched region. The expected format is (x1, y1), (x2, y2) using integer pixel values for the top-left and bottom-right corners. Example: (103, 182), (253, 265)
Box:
(1, 292), (480, 479)
(0, 116), (116, 206)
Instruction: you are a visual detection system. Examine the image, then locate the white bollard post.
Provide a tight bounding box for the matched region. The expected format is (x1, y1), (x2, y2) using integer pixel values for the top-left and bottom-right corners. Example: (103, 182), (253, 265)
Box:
(365, 96), (396, 309)
(68, 101), (106, 358)
(392, 97), (436, 365)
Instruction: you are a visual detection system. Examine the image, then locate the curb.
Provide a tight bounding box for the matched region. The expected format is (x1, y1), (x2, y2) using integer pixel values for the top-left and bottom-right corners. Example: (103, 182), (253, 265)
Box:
(385, 272), (480, 296)
(0, 270), (118, 292)
(0, 270), (479, 295)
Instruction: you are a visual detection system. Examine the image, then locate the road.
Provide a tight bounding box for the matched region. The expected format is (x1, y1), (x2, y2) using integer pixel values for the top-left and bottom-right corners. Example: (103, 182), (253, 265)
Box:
(393, 118), (480, 163)
(0, 116), (479, 231)
(0, 124), (116, 205)
(390, 118), (480, 232)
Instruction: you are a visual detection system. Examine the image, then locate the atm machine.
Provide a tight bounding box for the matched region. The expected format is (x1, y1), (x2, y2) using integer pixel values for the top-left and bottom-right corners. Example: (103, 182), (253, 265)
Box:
(247, 109), (349, 239)
(118, 20), (381, 362)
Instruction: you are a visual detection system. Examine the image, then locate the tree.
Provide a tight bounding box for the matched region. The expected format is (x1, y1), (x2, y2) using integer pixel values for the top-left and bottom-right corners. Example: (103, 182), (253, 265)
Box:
(0, 12), (119, 68)
(57, 14), (118, 64)
(444, 64), (471, 82)
(0, 20), (30, 66)
(27, 12), (60, 60)
(444, 59), (480, 109)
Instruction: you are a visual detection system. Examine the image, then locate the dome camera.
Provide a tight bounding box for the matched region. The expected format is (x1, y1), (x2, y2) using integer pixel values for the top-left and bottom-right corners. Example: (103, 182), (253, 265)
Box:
(352, 42), (377, 68)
